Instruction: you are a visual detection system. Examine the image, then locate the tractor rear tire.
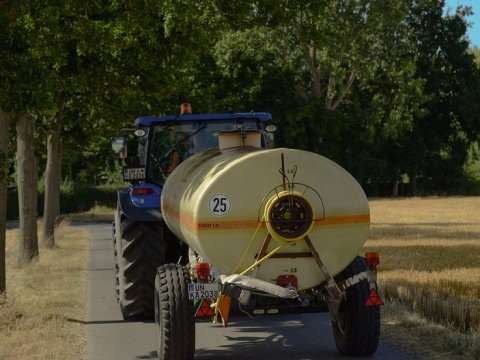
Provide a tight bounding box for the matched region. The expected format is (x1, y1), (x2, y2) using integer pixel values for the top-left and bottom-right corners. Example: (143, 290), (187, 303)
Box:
(112, 221), (120, 303)
(332, 256), (380, 356)
(154, 264), (195, 360)
(117, 215), (165, 320)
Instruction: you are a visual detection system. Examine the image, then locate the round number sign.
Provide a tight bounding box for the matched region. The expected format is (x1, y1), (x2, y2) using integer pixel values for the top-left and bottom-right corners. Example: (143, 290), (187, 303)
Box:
(209, 194), (231, 216)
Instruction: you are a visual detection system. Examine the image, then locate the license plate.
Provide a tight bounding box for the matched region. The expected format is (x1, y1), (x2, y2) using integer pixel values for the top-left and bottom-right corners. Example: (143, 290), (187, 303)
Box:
(123, 167), (145, 180)
(188, 283), (220, 300)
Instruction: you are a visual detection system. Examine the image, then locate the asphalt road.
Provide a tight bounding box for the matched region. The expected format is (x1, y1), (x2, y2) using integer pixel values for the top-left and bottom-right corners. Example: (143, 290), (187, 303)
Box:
(82, 222), (416, 360)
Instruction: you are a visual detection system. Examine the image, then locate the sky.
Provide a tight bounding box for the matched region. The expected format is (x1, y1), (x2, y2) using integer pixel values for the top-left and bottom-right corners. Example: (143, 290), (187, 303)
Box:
(445, 0), (480, 47)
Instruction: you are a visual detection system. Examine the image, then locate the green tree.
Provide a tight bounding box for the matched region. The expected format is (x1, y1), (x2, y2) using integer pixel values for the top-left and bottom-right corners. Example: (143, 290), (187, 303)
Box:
(190, 1), (424, 193)
(14, 0), (218, 244)
(14, 41), (42, 266)
(0, 5), (12, 296)
(212, 1), (409, 109)
(404, 1), (480, 194)
(0, 112), (8, 295)
(20, 2), (111, 246)
(1, 2), (51, 265)
(471, 46), (480, 65)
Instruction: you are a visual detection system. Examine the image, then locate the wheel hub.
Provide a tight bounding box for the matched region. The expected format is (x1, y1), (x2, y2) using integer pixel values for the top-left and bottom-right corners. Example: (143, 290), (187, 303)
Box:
(267, 194), (314, 241)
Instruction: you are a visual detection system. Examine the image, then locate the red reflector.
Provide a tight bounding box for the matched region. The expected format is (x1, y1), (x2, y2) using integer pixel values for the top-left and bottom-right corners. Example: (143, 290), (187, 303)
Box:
(132, 188), (154, 195)
(195, 262), (210, 279)
(365, 289), (384, 306)
(195, 299), (215, 318)
(365, 252), (380, 267)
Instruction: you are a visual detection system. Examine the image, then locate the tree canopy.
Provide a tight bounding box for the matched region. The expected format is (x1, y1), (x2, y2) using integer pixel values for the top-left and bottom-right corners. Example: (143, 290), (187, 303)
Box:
(1, 0), (479, 196)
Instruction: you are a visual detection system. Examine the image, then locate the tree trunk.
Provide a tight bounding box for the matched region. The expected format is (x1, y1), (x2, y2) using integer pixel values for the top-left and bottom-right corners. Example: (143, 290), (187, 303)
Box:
(299, 41), (322, 99)
(410, 171), (418, 197)
(16, 113), (39, 265)
(42, 108), (63, 248)
(0, 111), (8, 295)
(391, 180), (399, 198)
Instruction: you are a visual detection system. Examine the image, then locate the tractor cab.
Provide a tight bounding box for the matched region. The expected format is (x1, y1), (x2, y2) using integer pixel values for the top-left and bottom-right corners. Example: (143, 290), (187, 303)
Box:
(112, 104), (274, 186)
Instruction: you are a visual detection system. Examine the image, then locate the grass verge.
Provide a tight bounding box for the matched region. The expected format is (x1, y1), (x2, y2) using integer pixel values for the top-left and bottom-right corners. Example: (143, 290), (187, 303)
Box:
(62, 205), (114, 223)
(0, 221), (90, 360)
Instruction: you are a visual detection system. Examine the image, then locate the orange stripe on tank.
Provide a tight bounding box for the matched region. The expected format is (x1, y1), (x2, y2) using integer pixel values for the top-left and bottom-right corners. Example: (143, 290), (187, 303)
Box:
(162, 202), (369, 232)
(162, 202), (265, 231)
(162, 202), (198, 230)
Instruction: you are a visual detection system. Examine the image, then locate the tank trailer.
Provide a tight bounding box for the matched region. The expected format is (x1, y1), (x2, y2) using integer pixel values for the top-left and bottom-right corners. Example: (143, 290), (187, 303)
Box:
(111, 104), (383, 359)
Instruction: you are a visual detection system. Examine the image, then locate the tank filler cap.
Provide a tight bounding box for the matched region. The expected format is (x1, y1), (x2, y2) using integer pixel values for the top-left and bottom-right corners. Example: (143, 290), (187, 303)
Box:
(218, 128), (262, 151)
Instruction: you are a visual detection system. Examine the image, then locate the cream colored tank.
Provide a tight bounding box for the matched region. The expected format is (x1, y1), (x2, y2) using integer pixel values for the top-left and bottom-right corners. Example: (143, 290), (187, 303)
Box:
(161, 147), (369, 291)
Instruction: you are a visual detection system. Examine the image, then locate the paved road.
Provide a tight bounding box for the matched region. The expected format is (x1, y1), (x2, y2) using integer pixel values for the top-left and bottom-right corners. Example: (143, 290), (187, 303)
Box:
(82, 223), (415, 360)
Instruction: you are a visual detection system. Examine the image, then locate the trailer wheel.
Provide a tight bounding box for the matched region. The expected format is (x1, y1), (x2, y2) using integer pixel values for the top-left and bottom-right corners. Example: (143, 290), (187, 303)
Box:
(332, 256), (380, 356)
(154, 264), (195, 360)
(117, 215), (165, 320)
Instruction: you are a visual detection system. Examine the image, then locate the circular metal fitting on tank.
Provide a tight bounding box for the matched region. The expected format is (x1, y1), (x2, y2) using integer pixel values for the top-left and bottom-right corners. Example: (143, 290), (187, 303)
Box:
(265, 192), (314, 242)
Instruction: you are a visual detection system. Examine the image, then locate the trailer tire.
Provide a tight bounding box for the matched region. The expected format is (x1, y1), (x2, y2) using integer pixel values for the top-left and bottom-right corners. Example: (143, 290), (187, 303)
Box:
(332, 256), (380, 356)
(154, 264), (195, 360)
(117, 215), (165, 320)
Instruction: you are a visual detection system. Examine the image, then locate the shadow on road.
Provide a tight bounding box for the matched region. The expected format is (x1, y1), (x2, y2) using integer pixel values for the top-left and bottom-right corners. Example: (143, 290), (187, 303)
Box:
(136, 313), (402, 360)
(193, 314), (366, 360)
(136, 351), (157, 359)
(68, 317), (154, 325)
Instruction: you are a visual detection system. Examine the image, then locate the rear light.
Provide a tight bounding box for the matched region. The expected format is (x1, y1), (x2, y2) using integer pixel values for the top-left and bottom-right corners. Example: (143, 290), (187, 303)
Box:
(365, 252), (380, 267)
(132, 187), (154, 195)
(276, 275), (298, 289)
(195, 262), (210, 279)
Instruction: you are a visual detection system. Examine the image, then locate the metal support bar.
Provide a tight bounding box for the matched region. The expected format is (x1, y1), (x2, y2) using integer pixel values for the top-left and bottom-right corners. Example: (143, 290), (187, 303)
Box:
(303, 235), (343, 300)
(240, 233), (272, 305)
(255, 233), (272, 264)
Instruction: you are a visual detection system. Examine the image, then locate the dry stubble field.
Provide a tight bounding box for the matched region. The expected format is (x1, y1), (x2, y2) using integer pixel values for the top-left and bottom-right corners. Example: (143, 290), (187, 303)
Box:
(367, 197), (480, 359)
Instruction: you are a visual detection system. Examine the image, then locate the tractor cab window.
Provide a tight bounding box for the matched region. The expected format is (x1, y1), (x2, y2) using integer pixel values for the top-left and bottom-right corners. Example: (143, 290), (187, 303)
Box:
(148, 124), (200, 183)
(147, 120), (260, 184)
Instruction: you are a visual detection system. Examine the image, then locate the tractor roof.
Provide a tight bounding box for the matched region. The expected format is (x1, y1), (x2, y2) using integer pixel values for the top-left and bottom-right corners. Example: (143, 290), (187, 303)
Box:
(135, 112), (272, 126)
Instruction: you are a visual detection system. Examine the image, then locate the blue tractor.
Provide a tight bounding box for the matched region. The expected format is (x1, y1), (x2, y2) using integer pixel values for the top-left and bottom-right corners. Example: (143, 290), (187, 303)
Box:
(111, 104), (274, 320)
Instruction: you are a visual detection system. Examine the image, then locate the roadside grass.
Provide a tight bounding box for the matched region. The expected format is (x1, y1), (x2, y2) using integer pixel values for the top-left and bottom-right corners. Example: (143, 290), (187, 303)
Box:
(0, 221), (90, 360)
(367, 197), (480, 359)
(62, 204), (114, 223)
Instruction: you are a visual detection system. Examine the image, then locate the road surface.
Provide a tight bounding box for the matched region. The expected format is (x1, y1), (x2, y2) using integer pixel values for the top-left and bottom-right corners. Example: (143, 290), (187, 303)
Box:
(82, 222), (415, 360)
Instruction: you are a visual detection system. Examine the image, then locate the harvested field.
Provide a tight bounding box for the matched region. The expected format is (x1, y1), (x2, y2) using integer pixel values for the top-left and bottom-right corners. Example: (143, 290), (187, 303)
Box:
(367, 197), (480, 358)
